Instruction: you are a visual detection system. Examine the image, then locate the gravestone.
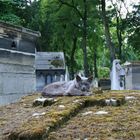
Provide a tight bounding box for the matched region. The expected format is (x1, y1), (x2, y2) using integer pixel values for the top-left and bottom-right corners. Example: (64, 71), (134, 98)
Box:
(111, 59), (125, 90)
(98, 79), (111, 90)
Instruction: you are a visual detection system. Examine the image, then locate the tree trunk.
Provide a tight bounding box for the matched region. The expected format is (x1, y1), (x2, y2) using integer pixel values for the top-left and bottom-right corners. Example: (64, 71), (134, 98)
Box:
(94, 46), (98, 78)
(101, 0), (115, 63)
(83, 0), (89, 77)
(70, 36), (77, 79)
(116, 16), (122, 59)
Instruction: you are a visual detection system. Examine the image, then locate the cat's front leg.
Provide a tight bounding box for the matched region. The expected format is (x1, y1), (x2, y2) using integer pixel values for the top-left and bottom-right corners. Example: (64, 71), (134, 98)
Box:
(83, 92), (91, 96)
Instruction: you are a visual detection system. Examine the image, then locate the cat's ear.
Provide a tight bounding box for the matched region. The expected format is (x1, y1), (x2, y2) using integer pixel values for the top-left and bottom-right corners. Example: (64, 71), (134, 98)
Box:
(87, 76), (93, 83)
(76, 75), (81, 82)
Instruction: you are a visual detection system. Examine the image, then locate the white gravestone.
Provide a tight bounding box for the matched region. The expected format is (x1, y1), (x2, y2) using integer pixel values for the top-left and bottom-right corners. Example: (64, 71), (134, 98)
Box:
(111, 59), (125, 90)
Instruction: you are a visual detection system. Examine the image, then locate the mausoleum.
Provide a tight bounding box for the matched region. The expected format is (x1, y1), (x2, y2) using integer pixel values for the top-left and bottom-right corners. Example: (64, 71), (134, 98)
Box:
(35, 52), (66, 91)
(0, 21), (40, 105)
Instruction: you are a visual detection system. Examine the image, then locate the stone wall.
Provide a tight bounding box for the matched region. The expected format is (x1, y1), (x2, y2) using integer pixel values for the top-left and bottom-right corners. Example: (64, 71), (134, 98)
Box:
(0, 49), (36, 105)
(132, 66), (140, 90)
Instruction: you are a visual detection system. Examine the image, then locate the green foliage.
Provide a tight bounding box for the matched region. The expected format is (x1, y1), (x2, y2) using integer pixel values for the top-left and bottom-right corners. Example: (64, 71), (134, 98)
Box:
(123, 45), (140, 60)
(0, 13), (21, 25)
(127, 4), (140, 53)
(0, 0), (22, 25)
(98, 66), (110, 79)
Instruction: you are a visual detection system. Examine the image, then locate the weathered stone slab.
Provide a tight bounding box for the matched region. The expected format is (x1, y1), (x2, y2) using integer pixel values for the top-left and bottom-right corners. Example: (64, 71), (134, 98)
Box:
(0, 73), (36, 95)
(0, 91), (132, 140)
(0, 63), (34, 73)
(0, 49), (35, 66)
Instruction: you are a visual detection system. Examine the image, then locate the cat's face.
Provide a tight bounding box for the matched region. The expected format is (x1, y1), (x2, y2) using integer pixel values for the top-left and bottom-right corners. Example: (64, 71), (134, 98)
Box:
(75, 75), (93, 92)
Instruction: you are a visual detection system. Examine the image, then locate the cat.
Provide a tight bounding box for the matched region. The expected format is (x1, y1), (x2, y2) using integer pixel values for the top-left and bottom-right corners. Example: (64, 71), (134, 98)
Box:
(42, 75), (93, 96)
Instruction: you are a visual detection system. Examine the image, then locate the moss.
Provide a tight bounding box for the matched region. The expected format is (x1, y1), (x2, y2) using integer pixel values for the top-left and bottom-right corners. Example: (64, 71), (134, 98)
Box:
(0, 118), (7, 126)
(20, 95), (125, 139)
(91, 87), (103, 94)
(50, 60), (64, 67)
(47, 92), (140, 139)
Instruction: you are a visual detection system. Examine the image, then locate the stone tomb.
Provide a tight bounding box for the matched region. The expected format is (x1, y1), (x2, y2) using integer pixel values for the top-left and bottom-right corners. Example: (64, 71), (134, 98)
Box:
(35, 52), (66, 91)
(0, 21), (40, 105)
(124, 61), (140, 90)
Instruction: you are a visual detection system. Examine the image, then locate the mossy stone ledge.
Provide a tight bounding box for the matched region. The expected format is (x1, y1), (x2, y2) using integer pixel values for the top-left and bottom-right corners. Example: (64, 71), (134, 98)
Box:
(0, 91), (140, 140)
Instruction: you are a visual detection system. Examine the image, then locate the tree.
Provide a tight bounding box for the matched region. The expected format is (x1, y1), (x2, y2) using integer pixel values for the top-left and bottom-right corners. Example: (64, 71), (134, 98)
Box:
(40, 0), (100, 77)
(0, 0), (22, 25)
(127, 4), (140, 53)
(101, 0), (115, 64)
(110, 0), (123, 59)
(56, 0), (90, 76)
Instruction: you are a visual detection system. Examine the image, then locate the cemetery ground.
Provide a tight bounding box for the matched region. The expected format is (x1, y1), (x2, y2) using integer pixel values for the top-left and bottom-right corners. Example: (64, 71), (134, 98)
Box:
(0, 90), (140, 140)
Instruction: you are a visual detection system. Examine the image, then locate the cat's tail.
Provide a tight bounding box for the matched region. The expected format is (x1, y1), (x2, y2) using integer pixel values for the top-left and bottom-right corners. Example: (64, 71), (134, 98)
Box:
(41, 91), (54, 97)
(41, 86), (48, 96)
(41, 90), (47, 97)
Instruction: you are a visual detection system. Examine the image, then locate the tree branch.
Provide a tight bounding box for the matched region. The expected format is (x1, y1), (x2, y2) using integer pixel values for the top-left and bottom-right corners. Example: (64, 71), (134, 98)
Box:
(58, 0), (84, 20)
(72, 22), (83, 30)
